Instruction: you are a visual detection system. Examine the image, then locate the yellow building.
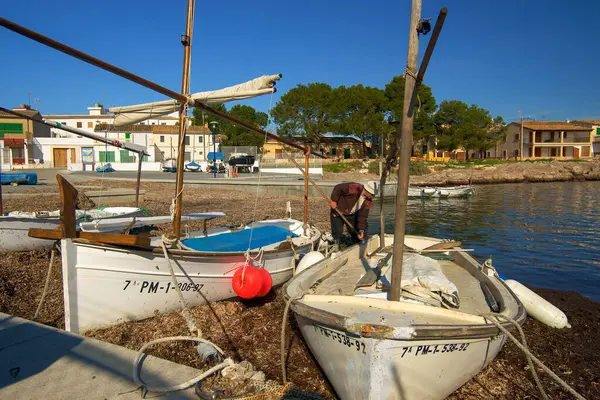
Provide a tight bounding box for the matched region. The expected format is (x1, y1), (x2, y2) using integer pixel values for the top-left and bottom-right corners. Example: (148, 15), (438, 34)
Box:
(497, 121), (593, 159)
(0, 105), (51, 166)
(263, 136), (368, 159)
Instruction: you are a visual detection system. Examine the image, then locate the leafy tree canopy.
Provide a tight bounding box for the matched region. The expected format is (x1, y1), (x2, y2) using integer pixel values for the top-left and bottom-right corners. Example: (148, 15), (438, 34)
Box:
(271, 83), (338, 148)
(332, 85), (388, 156)
(385, 75), (437, 142)
(192, 103), (269, 150)
(433, 100), (505, 157)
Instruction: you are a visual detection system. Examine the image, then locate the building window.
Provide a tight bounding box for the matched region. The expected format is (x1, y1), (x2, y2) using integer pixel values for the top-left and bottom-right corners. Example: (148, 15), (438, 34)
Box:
(514, 134), (519, 142)
(198, 136), (203, 143)
(61, 122), (67, 126)
(88, 122), (93, 128)
(99, 151), (115, 162)
(77, 122), (82, 128)
(161, 123), (167, 126)
(160, 135), (165, 143)
(514, 150), (519, 157)
(596, 127), (600, 136)
(564, 132), (568, 139)
(120, 150), (135, 163)
(184, 151), (191, 161)
(185, 136), (190, 146)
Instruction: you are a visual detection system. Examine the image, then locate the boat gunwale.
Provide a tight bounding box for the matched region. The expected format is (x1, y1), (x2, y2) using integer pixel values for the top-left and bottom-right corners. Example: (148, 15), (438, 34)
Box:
(283, 234), (526, 341)
(69, 226), (321, 257)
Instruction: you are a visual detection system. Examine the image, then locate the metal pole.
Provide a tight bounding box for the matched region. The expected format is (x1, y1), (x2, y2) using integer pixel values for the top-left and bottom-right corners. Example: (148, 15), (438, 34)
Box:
(379, 135), (386, 248)
(520, 115), (524, 160)
(213, 132), (217, 178)
(390, 0), (422, 302)
(172, 0), (195, 237)
(135, 154), (143, 207)
(304, 146), (310, 236)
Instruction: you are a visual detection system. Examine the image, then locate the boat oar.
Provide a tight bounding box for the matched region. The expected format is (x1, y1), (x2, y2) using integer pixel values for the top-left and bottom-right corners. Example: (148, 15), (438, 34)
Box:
(285, 155), (357, 234)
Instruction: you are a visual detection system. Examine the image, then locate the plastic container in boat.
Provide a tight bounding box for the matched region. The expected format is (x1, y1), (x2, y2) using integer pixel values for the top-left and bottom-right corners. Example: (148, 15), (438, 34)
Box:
(296, 251), (325, 275)
(504, 279), (571, 329)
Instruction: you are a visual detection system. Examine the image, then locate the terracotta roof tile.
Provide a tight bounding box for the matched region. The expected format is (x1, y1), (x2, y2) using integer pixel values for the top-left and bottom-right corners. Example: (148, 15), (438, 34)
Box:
(573, 120), (600, 125)
(0, 109), (41, 118)
(94, 124), (211, 134)
(512, 121), (591, 131)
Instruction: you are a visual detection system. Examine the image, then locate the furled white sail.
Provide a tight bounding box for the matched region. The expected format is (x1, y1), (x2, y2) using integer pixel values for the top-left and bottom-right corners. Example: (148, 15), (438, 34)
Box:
(110, 74), (282, 126)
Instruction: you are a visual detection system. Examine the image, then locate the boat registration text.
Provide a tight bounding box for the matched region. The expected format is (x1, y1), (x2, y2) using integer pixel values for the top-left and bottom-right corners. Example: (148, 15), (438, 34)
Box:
(313, 325), (366, 355)
(400, 342), (470, 358)
(122, 280), (204, 294)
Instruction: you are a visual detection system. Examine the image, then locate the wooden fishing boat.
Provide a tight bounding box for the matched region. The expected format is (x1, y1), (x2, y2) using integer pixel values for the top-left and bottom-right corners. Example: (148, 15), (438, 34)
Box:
(284, 234), (524, 400)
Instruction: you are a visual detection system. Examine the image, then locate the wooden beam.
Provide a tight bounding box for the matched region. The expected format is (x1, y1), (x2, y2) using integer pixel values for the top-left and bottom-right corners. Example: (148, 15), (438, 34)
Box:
(28, 228), (151, 247)
(57, 175), (78, 239)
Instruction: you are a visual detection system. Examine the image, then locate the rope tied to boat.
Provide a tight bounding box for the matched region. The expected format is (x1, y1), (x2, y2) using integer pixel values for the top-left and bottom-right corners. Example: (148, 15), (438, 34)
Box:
(160, 236), (200, 337)
(33, 244), (59, 321)
(482, 313), (587, 400)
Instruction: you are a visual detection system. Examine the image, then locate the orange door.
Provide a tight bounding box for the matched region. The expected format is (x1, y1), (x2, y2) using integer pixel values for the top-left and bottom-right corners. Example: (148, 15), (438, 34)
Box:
(53, 148), (68, 167)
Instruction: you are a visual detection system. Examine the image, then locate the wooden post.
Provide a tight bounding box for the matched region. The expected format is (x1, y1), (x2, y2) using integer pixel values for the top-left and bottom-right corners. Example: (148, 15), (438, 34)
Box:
(379, 135), (386, 248)
(303, 146), (310, 236)
(172, 0), (195, 238)
(135, 154), (143, 207)
(57, 175), (78, 239)
(390, 0), (422, 302)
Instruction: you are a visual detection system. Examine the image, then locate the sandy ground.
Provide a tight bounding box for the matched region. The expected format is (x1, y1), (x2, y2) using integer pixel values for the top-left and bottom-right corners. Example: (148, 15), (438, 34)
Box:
(1, 179), (598, 399)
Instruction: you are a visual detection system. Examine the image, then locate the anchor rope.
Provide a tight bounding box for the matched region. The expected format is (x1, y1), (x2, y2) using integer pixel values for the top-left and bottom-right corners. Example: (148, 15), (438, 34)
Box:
(33, 246), (57, 321)
(482, 314), (586, 400)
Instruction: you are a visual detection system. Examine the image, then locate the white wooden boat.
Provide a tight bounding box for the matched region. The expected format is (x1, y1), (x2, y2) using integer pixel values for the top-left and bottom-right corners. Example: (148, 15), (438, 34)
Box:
(407, 185), (474, 199)
(284, 234), (524, 400)
(0, 207), (145, 252)
(61, 217), (320, 333)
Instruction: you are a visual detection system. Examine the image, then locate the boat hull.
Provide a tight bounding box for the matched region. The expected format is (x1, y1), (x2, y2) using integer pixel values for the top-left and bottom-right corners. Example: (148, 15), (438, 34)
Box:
(0, 218), (60, 252)
(61, 236), (315, 333)
(295, 314), (505, 400)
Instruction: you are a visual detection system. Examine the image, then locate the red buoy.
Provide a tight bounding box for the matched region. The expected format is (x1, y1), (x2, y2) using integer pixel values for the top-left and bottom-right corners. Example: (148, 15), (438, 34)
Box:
(256, 268), (272, 297)
(232, 266), (263, 299)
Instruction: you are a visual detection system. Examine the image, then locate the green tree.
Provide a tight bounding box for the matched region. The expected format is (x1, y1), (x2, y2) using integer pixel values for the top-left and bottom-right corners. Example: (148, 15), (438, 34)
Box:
(434, 100), (504, 159)
(191, 103), (227, 128)
(333, 85), (388, 157)
(221, 105), (269, 149)
(384, 75), (437, 143)
(271, 83), (338, 149)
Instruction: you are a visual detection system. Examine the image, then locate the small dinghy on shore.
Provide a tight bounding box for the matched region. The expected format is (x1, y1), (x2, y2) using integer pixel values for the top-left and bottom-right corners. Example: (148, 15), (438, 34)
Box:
(0, 207), (145, 252)
(284, 234), (524, 400)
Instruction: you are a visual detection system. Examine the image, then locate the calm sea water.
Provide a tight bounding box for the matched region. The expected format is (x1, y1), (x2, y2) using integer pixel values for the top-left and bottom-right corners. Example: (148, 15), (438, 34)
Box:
(367, 181), (600, 303)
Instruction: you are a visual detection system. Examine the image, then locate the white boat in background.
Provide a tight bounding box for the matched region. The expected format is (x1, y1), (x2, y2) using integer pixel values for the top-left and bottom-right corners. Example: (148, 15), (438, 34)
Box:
(408, 185), (474, 199)
(0, 207), (146, 252)
(62, 217), (320, 333)
(284, 234), (524, 400)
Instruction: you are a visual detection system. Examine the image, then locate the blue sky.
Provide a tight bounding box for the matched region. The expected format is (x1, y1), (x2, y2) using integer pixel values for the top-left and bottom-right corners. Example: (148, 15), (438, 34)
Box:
(2, 0), (599, 124)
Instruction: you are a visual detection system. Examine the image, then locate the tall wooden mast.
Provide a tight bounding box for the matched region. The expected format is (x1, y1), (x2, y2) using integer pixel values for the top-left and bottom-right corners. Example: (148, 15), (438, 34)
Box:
(172, 0), (196, 237)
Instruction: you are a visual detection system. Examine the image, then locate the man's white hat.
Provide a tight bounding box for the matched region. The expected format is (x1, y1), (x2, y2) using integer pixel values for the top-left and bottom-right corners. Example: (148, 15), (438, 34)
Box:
(363, 181), (378, 196)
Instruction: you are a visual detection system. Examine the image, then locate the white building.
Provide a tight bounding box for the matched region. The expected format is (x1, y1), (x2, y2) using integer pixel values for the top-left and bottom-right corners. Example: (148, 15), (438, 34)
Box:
(32, 104), (219, 170)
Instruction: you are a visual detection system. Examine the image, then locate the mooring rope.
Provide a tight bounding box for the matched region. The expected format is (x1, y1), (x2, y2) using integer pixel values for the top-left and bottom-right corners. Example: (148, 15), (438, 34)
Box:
(482, 314), (586, 400)
(33, 246), (57, 321)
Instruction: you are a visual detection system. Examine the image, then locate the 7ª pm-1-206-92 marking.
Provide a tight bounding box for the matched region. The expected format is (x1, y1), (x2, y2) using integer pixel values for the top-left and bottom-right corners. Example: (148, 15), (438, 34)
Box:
(122, 280), (204, 294)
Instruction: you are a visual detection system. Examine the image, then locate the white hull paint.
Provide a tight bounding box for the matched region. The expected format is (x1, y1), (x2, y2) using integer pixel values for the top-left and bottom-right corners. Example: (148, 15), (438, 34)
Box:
(0, 207), (145, 252)
(296, 315), (505, 400)
(0, 218), (61, 252)
(408, 186), (473, 199)
(285, 234), (524, 400)
(62, 223), (319, 333)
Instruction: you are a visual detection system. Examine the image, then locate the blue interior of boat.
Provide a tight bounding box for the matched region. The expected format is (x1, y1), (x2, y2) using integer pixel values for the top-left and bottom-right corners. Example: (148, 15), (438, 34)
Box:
(182, 225), (297, 252)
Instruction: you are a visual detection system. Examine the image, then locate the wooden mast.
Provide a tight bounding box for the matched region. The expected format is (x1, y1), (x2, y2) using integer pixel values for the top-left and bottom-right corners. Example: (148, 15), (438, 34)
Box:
(172, 0), (196, 237)
(389, 3), (447, 301)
